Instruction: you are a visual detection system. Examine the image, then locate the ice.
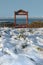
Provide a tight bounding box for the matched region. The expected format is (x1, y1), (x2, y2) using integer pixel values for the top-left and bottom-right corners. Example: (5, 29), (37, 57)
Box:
(36, 37), (43, 46)
(3, 48), (18, 59)
(0, 27), (43, 65)
(0, 54), (35, 65)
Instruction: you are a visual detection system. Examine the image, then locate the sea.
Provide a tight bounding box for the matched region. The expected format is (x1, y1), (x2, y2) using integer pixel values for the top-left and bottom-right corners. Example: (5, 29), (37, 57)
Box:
(0, 18), (43, 24)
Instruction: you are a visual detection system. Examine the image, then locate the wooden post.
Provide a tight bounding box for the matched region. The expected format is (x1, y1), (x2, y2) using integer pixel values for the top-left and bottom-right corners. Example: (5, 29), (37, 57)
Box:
(26, 12), (28, 27)
(14, 12), (16, 26)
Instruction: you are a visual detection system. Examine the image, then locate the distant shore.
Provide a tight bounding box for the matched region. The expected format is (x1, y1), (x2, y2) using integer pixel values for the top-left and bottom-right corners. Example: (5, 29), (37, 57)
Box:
(0, 21), (43, 28)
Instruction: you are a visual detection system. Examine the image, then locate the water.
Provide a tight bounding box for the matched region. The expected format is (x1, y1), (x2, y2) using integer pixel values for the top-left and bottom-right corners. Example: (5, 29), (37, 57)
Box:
(0, 18), (43, 24)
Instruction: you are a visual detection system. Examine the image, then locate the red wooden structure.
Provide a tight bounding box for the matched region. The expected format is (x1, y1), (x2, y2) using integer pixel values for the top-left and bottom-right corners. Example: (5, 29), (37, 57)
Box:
(14, 9), (28, 27)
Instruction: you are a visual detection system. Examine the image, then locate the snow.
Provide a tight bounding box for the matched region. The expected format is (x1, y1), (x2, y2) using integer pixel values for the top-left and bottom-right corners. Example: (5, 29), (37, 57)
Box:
(36, 37), (43, 45)
(0, 27), (43, 65)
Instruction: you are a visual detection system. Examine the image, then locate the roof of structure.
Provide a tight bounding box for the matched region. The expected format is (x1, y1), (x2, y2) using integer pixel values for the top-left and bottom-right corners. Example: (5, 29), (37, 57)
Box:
(15, 9), (28, 15)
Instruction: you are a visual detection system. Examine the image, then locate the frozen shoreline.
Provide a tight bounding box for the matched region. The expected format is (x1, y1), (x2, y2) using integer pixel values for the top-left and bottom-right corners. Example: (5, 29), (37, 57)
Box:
(0, 27), (43, 65)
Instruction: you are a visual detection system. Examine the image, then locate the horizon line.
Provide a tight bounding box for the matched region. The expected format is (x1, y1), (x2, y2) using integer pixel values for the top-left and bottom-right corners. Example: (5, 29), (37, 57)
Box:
(0, 16), (43, 19)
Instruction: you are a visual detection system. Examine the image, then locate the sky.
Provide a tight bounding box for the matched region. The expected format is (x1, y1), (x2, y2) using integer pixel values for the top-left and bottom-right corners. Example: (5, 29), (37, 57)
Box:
(0, 0), (43, 18)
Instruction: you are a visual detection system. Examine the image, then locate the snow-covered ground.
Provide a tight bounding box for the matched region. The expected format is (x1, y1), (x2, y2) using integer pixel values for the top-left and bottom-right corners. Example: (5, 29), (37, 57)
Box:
(0, 27), (43, 65)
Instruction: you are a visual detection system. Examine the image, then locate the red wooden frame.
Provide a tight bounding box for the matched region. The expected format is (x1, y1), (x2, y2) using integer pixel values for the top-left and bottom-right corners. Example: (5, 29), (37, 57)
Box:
(14, 10), (28, 27)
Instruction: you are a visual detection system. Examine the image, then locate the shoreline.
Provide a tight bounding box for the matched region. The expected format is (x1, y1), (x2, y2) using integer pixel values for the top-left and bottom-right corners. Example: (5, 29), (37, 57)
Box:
(0, 21), (43, 28)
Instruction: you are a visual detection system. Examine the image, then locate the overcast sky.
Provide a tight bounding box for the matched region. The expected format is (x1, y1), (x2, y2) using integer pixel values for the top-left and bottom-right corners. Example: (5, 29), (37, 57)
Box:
(0, 0), (43, 18)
